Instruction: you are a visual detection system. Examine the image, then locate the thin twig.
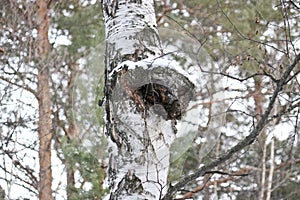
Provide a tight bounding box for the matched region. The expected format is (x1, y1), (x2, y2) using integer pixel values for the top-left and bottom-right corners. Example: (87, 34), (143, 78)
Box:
(0, 76), (37, 97)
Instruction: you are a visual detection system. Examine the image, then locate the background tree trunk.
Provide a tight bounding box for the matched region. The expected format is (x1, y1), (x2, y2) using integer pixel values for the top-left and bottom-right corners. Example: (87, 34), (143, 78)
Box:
(65, 62), (79, 200)
(36, 0), (53, 199)
(253, 78), (267, 200)
(266, 137), (275, 200)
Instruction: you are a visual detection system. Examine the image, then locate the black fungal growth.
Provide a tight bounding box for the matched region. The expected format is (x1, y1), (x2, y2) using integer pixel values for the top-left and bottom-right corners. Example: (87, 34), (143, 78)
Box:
(133, 83), (181, 120)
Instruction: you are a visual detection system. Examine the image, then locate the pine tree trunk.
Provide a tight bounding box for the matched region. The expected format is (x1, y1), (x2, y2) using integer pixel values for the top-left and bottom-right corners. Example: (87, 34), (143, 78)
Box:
(66, 63), (79, 200)
(66, 167), (76, 199)
(102, 0), (194, 199)
(36, 0), (53, 199)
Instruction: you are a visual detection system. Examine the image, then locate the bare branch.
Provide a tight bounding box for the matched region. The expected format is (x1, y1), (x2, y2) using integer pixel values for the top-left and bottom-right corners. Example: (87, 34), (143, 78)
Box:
(216, 0), (288, 55)
(0, 76), (37, 97)
(163, 54), (300, 199)
(176, 168), (251, 199)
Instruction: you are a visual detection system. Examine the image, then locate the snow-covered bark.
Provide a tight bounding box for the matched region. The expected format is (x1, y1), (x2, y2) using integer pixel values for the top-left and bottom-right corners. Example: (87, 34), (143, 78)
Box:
(102, 0), (194, 199)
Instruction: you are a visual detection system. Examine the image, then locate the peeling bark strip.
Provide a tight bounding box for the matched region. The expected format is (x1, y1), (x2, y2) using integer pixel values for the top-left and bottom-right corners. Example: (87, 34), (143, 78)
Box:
(102, 0), (195, 199)
(36, 0), (53, 199)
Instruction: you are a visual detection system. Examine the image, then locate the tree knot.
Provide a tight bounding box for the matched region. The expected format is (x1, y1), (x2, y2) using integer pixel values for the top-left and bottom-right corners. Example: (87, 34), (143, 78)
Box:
(133, 83), (181, 120)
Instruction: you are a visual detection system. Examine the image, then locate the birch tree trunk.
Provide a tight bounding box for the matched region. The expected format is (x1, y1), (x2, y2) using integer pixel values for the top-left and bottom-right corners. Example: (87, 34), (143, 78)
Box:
(36, 0), (53, 199)
(266, 137), (275, 200)
(102, 0), (194, 199)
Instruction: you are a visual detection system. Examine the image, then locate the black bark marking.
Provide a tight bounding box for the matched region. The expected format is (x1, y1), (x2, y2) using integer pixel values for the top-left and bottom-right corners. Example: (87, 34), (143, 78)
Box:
(129, 0), (142, 4)
(103, 0), (119, 17)
(110, 171), (144, 199)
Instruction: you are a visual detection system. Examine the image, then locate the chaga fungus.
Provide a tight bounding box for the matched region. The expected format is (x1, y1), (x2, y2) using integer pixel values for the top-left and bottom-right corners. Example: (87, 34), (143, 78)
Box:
(133, 83), (181, 120)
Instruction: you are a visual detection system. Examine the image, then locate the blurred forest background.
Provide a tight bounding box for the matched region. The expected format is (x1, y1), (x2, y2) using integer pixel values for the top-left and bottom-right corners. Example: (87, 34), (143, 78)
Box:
(0, 0), (299, 199)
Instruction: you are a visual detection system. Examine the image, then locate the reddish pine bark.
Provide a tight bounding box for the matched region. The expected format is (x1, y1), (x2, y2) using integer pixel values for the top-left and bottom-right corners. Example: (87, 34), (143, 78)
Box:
(36, 0), (53, 199)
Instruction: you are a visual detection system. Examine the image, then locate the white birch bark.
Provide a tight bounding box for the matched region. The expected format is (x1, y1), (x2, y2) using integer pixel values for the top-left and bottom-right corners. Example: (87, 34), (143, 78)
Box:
(102, 0), (195, 199)
(266, 137), (275, 200)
